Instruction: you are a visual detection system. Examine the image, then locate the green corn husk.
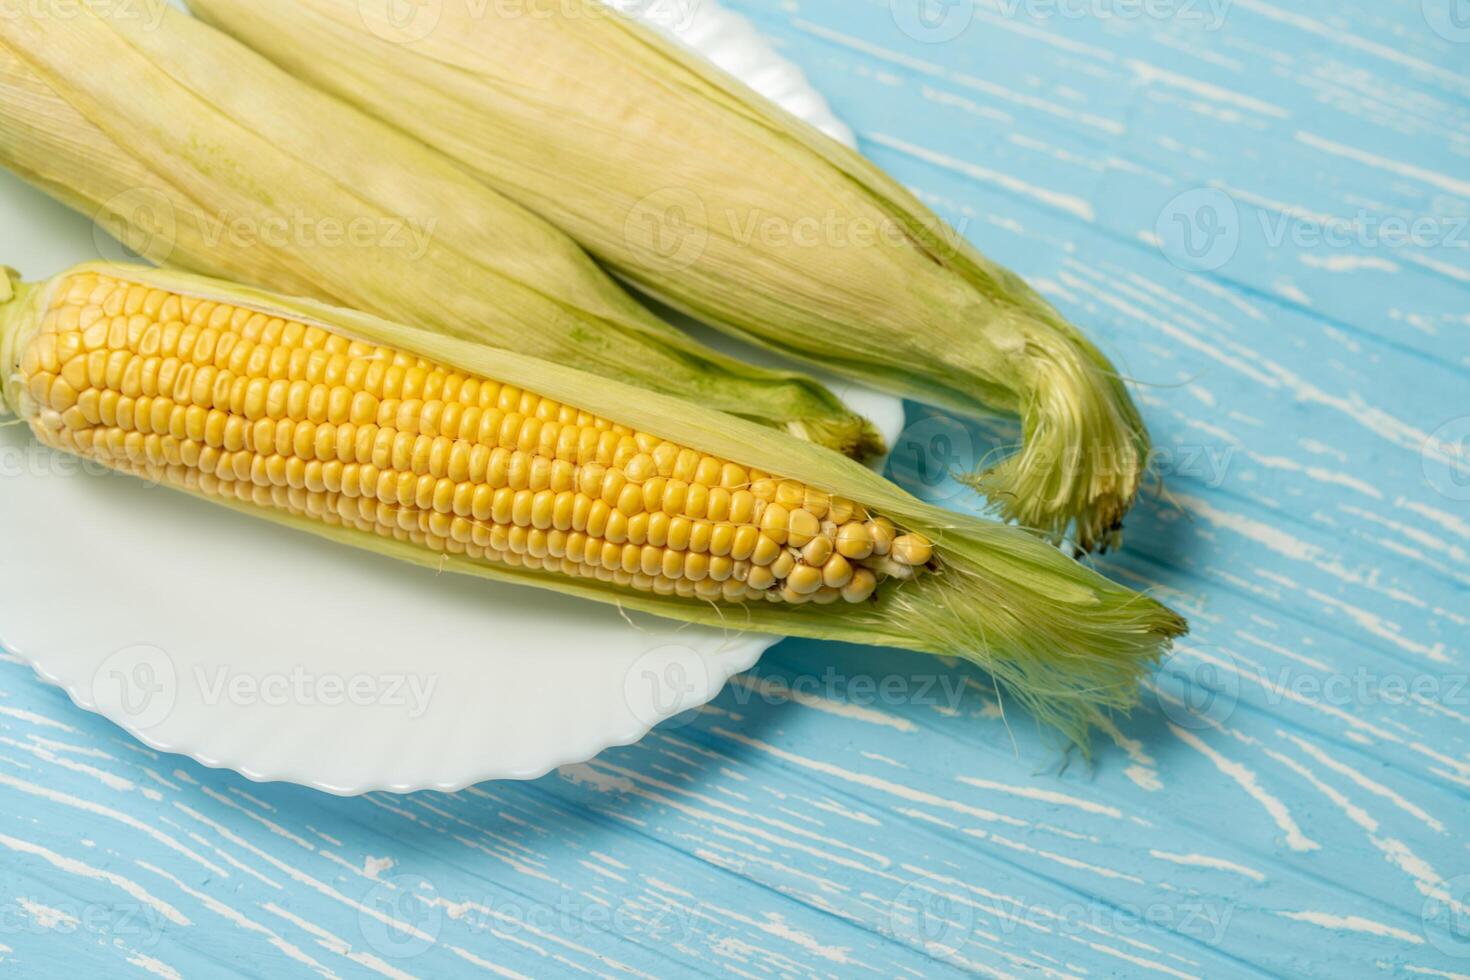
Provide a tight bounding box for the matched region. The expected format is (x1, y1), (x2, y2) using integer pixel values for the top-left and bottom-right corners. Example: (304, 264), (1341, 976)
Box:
(0, 3), (882, 459)
(191, 0), (1151, 552)
(0, 261), (1185, 749)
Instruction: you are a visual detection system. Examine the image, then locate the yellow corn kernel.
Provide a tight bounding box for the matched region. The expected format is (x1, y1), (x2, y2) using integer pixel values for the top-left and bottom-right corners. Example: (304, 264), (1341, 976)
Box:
(6, 270), (934, 608)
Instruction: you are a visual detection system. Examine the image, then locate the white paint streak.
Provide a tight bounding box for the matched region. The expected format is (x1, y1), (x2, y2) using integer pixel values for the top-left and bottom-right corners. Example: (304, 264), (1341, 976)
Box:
(449, 946), (534, 979)
(175, 804), (433, 944)
(0, 772), (226, 877)
(1300, 255), (1400, 273)
(1167, 725), (1318, 852)
(138, 862), (336, 979)
(1296, 132), (1470, 198)
(261, 903), (416, 980)
(1147, 850), (1266, 882)
(1275, 910), (1423, 944)
(712, 729), (1029, 829)
(1284, 735), (1444, 833)
(956, 777), (1122, 818)
(124, 951), (182, 980)
(0, 833), (188, 925)
(18, 897), (78, 929)
(1128, 59), (1290, 118)
(864, 133), (1096, 221)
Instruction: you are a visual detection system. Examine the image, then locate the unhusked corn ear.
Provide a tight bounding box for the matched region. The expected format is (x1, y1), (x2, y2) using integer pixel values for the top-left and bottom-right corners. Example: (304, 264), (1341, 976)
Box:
(1, 263), (1187, 750)
(191, 0), (1149, 551)
(6, 268), (923, 607)
(0, 3), (881, 459)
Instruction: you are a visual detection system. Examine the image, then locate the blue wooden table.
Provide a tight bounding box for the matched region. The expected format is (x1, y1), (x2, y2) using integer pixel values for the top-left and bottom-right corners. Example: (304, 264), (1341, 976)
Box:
(1, 0), (1466, 976)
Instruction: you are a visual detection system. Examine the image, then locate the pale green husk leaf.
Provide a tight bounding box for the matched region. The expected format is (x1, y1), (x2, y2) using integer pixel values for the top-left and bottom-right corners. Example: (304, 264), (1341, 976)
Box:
(0, 3), (880, 458)
(3, 263), (1186, 749)
(190, 0), (1147, 549)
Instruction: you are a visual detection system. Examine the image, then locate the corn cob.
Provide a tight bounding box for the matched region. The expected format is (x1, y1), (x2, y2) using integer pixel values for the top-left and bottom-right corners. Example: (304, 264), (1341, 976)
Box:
(0, 4), (881, 459)
(190, 0), (1152, 552)
(0, 263), (1186, 746)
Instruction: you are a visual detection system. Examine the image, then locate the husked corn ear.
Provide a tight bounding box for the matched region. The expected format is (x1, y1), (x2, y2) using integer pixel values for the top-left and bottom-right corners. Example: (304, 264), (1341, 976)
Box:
(193, 0), (1149, 551)
(8, 269), (925, 606)
(0, 3), (881, 459)
(1, 264), (1186, 749)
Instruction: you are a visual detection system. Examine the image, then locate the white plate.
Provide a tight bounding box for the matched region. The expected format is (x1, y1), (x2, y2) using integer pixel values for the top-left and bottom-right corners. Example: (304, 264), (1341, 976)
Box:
(0, 3), (904, 794)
